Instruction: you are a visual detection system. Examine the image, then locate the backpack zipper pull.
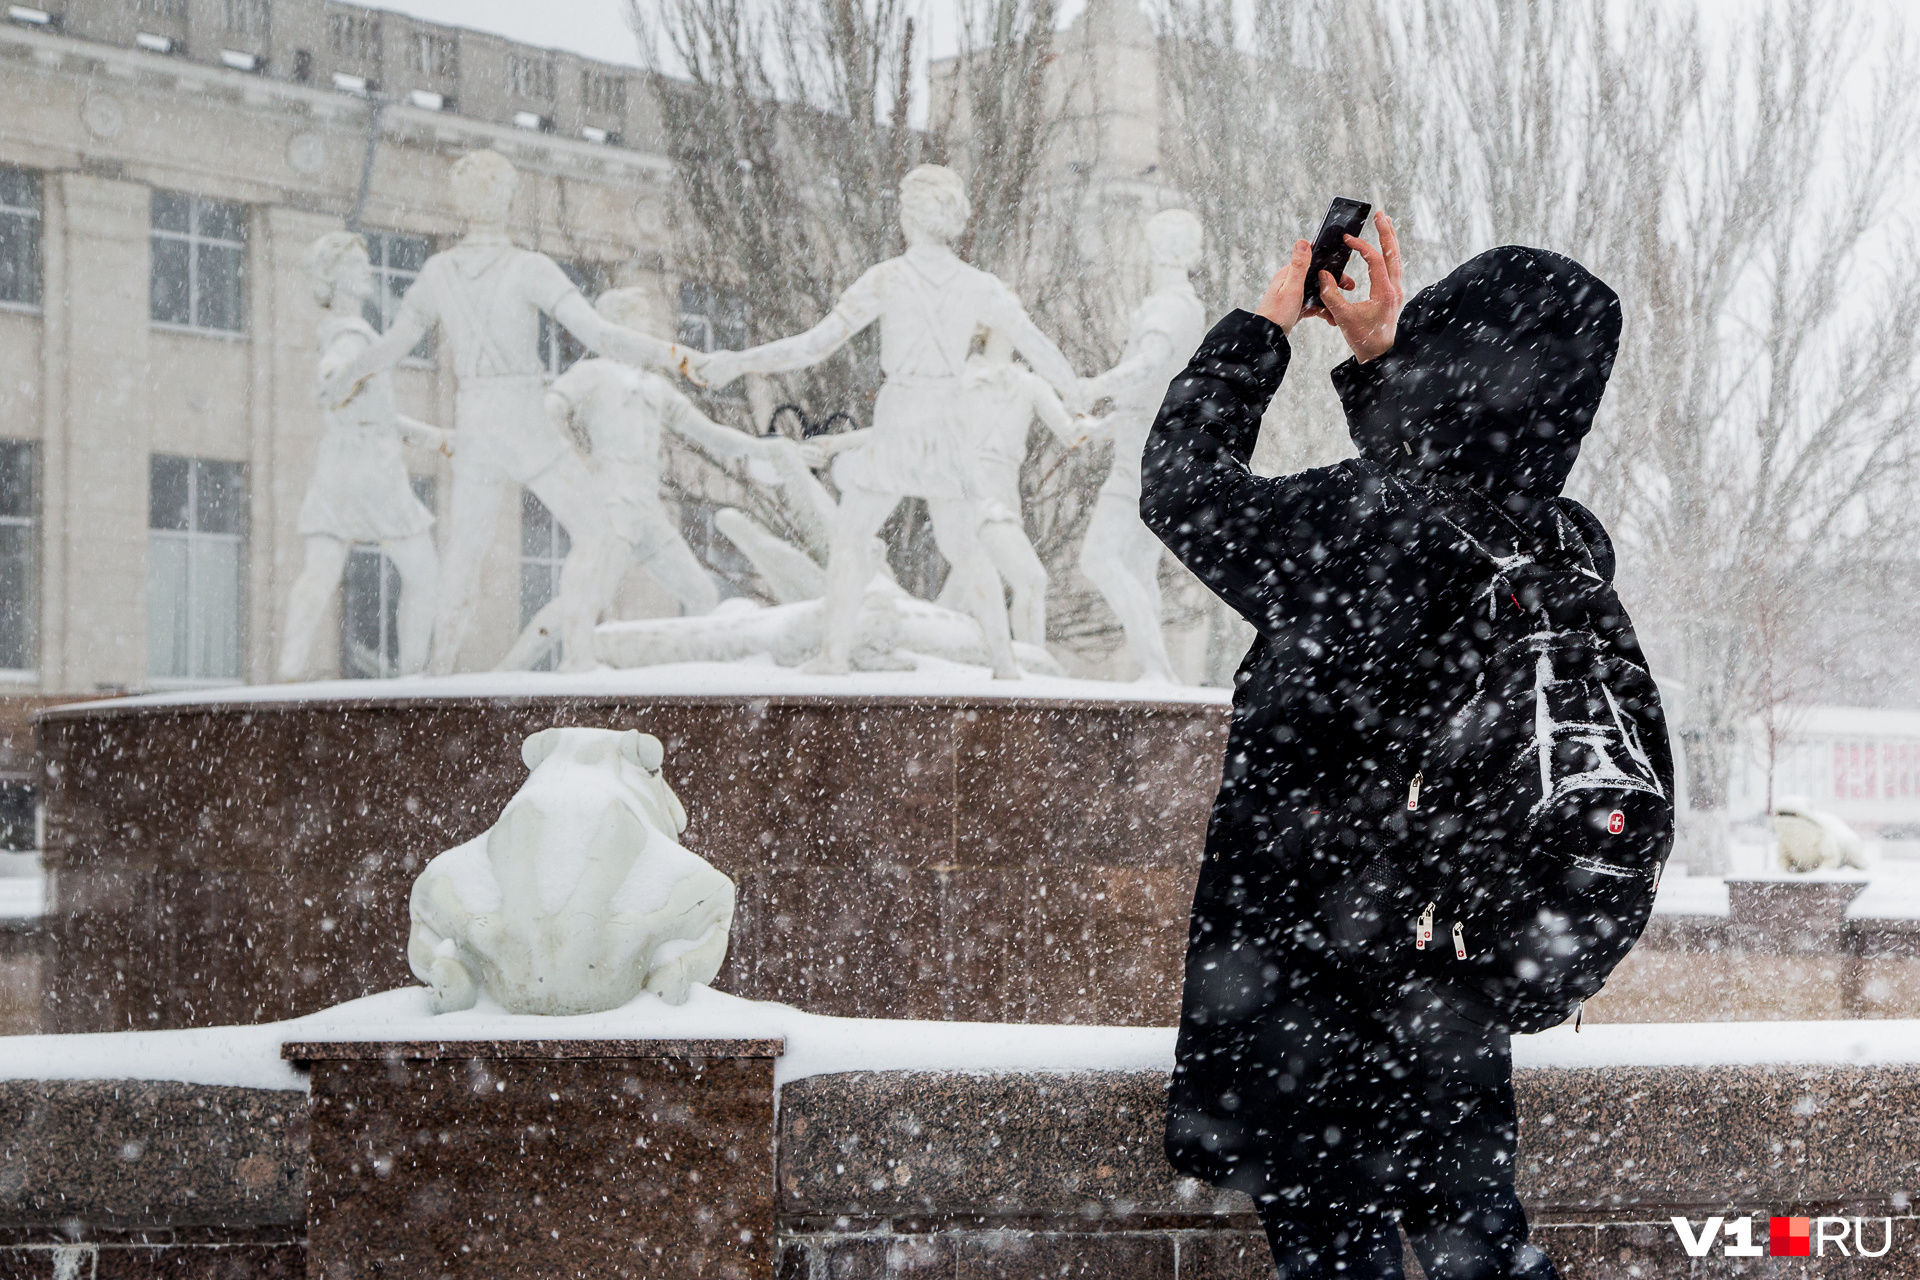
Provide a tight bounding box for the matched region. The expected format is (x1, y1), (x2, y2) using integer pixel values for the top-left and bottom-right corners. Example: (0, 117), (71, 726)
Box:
(1416, 902), (1435, 949)
(1452, 921), (1467, 959)
(1406, 771), (1423, 811)
(1574, 1002), (1584, 1033)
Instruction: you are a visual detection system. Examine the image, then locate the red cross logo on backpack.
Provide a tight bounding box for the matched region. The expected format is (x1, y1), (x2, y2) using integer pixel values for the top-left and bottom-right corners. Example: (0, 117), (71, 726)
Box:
(1607, 810), (1626, 835)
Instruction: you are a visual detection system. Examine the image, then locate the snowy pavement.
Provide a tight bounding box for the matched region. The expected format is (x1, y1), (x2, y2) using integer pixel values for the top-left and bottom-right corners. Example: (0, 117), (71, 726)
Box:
(5, 984), (1920, 1095)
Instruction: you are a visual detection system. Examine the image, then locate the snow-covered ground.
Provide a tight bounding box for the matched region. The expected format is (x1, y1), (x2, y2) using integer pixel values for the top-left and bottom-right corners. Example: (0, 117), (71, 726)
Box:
(4, 983), (1920, 1095)
(46, 654), (1234, 714)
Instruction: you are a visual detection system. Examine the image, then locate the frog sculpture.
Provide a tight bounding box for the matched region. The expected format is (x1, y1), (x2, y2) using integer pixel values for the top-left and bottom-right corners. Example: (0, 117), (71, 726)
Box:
(406, 727), (735, 1015)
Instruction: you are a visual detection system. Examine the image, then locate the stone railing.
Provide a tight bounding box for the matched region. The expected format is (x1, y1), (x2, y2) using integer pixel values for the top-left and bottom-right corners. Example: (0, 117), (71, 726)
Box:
(4, 1050), (1917, 1277)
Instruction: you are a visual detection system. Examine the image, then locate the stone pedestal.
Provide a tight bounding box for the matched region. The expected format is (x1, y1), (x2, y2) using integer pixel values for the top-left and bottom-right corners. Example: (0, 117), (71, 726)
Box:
(42, 691), (1226, 1031)
(286, 1038), (782, 1280)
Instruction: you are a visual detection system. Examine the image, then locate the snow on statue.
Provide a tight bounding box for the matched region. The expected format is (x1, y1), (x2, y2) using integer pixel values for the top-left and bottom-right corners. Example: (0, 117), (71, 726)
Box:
(1079, 209), (1208, 682)
(701, 164), (1083, 679)
(407, 727), (735, 1015)
(321, 149), (705, 675)
(279, 231), (449, 681)
(498, 287), (801, 671)
(958, 326), (1095, 647)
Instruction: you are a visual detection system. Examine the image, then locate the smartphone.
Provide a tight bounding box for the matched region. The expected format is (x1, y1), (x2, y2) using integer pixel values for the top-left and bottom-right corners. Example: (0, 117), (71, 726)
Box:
(1300, 197), (1372, 310)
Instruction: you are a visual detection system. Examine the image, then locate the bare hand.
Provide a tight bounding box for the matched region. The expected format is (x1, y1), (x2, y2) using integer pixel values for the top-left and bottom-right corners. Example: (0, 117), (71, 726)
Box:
(1318, 212), (1404, 364)
(1256, 239), (1353, 336)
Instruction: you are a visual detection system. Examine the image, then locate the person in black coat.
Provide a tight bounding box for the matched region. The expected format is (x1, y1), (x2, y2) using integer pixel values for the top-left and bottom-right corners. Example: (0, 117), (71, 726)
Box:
(1140, 216), (1623, 1280)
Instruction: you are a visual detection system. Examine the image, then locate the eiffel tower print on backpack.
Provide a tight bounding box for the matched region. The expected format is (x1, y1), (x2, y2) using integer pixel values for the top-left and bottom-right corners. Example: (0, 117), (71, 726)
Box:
(1330, 472), (1676, 1034)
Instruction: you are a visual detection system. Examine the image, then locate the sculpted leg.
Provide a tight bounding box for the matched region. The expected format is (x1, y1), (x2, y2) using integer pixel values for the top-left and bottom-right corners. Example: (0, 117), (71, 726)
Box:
(277, 535), (351, 681)
(431, 459), (510, 676)
(383, 532), (439, 677)
(523, 453), (621, 674)
(979, 520), (1049, 646)
(808, 487), (898, 674)
(634, 524), (722, 616)
(1079, 491), (1178, 682)
(927, 497), (1020, 680)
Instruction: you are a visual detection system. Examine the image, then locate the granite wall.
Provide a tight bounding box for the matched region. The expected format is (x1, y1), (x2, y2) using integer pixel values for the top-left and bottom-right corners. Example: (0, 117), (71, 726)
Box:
(36, 693), (1226, 1034)
(5, 1061), (1920, 1278)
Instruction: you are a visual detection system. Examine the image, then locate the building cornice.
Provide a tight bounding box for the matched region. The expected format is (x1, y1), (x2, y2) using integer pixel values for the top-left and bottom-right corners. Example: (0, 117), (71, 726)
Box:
(0, 20), (674, 187)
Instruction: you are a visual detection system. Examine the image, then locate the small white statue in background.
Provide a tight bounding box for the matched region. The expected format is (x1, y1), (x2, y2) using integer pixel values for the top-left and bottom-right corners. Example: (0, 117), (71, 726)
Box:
(497, 288), (799, 672)
(278, 232), (449, 681)
(701, 164), (1082, 679)
(323, 149), (706, 675)
(1772, 796), (1870, 873)
(960, 327), (1093, 647)
(1078, 209), (1208, 683)
(408, 727), (735, 1016)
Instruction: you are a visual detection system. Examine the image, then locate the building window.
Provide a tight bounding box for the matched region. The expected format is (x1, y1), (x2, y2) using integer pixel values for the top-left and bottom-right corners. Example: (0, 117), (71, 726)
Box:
(507, 53), (554, 101)
(361, 230), (431, 362)
(135, 0), (186, 17)
(582, 70), (627, 116)
(223, 0), (268, 38)
(677, 281), (748, 353)
(538, 261), (599, 377)
(520, 490), (569, 671)
(410, 31), (456, 78)
(328, 11), (379, 65)
(341, 476), (432, 679)
(0, 780), (33, 851)
(148, 456), (246, 683)
(0, 169), (40, 311)
(0, 443), (35, 674)
(151, 192), (245, 334)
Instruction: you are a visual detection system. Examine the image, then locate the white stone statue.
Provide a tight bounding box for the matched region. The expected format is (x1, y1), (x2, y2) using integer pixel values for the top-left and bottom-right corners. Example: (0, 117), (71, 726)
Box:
(497, 288), (799, 671)
(1772, 796), (1869, 872)
(1078, 209), (1207, 683)
(323, 149), (704, 675)
(959, 328), (1093, 646)
(701, 165), (1082, 679)
(278, 232), (449, 681)
(407, 727), (735, 1015)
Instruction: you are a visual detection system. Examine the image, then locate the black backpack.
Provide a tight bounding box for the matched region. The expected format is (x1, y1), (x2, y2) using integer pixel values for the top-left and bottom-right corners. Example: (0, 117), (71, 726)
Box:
(1326, 478), (1676, 1033)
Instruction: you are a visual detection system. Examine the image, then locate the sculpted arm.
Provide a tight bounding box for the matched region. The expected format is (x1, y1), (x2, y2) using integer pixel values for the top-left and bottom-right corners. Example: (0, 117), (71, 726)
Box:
(660, 385), (765, 462)
(704, 271), (884, 387)
(1084, 330), (1177, 405)
(551, 290), (692, 374)
(1027, 375), (1090, 450)
(985, 288), (1078, 397)
(323, 308), (431, 406)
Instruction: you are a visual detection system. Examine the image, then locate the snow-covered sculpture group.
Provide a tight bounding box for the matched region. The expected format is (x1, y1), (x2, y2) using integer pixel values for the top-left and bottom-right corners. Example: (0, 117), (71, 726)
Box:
(280, 149), (1211, 684)
(408, 727), (734, 1015)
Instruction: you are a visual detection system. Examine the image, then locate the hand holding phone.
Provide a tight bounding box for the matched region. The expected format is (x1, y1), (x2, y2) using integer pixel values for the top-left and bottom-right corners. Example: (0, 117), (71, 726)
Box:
(1300, 197), (1372, 311)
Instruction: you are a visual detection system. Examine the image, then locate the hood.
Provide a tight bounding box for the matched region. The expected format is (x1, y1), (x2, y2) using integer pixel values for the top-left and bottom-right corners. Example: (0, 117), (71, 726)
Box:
(1331, 245), (1621, 498)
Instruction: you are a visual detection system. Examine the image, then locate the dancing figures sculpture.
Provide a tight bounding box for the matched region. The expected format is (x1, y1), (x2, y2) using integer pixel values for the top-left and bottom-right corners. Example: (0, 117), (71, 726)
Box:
(1078, 210), (1207, 683)
(322, 149), (703, 674)
(278, 231), (448, 681)
(701, 165), (1081, 679)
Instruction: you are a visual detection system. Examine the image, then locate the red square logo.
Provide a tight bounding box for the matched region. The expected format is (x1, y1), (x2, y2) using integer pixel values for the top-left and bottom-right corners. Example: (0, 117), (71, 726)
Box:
(1770, 1216), (1811, 1257)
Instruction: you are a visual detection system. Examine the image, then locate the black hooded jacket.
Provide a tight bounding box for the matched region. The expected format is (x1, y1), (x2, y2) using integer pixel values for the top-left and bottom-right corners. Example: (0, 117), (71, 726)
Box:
(1139, 246), (1625, 1196)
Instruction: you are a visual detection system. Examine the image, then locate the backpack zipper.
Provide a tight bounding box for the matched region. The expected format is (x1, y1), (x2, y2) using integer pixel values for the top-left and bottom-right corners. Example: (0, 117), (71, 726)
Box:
(1416, 901), (1435, 949)
(1406, 771), (1423, 811)
(1452, 920), (1467, 959)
